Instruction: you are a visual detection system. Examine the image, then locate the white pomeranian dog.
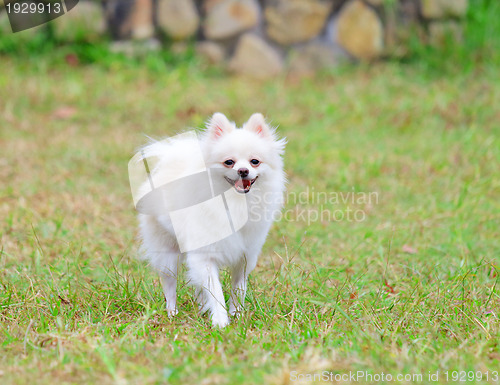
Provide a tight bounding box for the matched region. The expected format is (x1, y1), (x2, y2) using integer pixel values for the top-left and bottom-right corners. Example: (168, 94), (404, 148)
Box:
(133, 112), (286, 327)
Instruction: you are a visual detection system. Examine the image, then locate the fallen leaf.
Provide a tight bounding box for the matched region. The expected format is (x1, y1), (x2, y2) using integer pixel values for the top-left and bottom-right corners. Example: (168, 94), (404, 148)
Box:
(402, 244), (417, 254)
(176, 106), (198, 119)
(65, 53), (79, 66)
(53, 106), (77, 120)
(384, 280), (395, 294)
(58, 295), (71, 305)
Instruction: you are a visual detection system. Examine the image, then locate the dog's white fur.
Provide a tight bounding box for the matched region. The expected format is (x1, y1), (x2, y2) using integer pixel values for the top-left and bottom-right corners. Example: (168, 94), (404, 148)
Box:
(138, 113), (286, 327)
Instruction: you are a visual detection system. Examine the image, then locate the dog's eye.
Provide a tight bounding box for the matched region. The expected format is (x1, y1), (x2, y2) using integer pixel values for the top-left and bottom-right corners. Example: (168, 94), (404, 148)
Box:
(250, 159), (260, 166)
(223, 159), (235, 167)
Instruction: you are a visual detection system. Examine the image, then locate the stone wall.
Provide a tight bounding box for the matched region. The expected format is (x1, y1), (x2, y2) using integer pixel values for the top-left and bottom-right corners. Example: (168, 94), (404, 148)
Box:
(1, 0), (469, 76)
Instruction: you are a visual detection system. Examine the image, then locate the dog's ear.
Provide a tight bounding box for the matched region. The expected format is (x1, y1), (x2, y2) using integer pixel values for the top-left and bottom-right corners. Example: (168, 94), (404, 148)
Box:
(244, 113), (270, 137)
(207, 112), (234, 139)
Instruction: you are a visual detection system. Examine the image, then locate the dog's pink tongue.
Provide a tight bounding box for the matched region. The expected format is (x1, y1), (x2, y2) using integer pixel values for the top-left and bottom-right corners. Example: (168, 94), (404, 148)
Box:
(235, 179), (251, 189)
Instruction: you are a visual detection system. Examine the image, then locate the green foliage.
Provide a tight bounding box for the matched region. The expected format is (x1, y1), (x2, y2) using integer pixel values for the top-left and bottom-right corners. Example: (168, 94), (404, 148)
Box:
(2, 0), (500, 72)
(0, 14), (200, 73)
(404, 0), (500, 71)
(0, 23), (54, 55)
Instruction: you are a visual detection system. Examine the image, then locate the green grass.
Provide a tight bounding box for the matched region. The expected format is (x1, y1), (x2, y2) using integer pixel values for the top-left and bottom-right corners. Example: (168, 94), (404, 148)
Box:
(1, 1), (500, 381)
(0, 55), (499, 384)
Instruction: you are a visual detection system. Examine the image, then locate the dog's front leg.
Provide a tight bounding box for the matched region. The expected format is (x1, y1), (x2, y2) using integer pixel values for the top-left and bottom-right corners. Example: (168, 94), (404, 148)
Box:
(229, 274), (246, 317)
(158, 255), (180, 317)
(188, 258), (229, 328)
(229, 257), (253, 317)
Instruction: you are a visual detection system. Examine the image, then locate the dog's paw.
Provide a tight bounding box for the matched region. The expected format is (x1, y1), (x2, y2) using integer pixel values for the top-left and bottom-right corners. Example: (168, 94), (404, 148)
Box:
(211, 312), (230, 328)
(229, 306), (242, 318)
(229, 310), (242, 319)
(166, 307), (178, 318)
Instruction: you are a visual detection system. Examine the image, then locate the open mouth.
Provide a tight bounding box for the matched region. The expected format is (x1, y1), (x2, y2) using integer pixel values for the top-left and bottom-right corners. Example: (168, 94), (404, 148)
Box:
(224, 176), (258, 194)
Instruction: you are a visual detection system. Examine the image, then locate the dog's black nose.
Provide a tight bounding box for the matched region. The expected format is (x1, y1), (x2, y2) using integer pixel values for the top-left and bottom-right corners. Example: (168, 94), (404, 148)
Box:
(238, 168), (249, 178)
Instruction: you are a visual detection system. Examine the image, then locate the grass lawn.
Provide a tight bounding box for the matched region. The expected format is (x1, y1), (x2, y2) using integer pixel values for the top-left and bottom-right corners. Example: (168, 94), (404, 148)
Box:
(0, 52), (499, 384)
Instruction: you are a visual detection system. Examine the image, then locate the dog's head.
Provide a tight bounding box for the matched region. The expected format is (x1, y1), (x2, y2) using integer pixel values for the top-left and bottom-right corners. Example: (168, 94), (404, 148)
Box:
(203, 112), (285, 194)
